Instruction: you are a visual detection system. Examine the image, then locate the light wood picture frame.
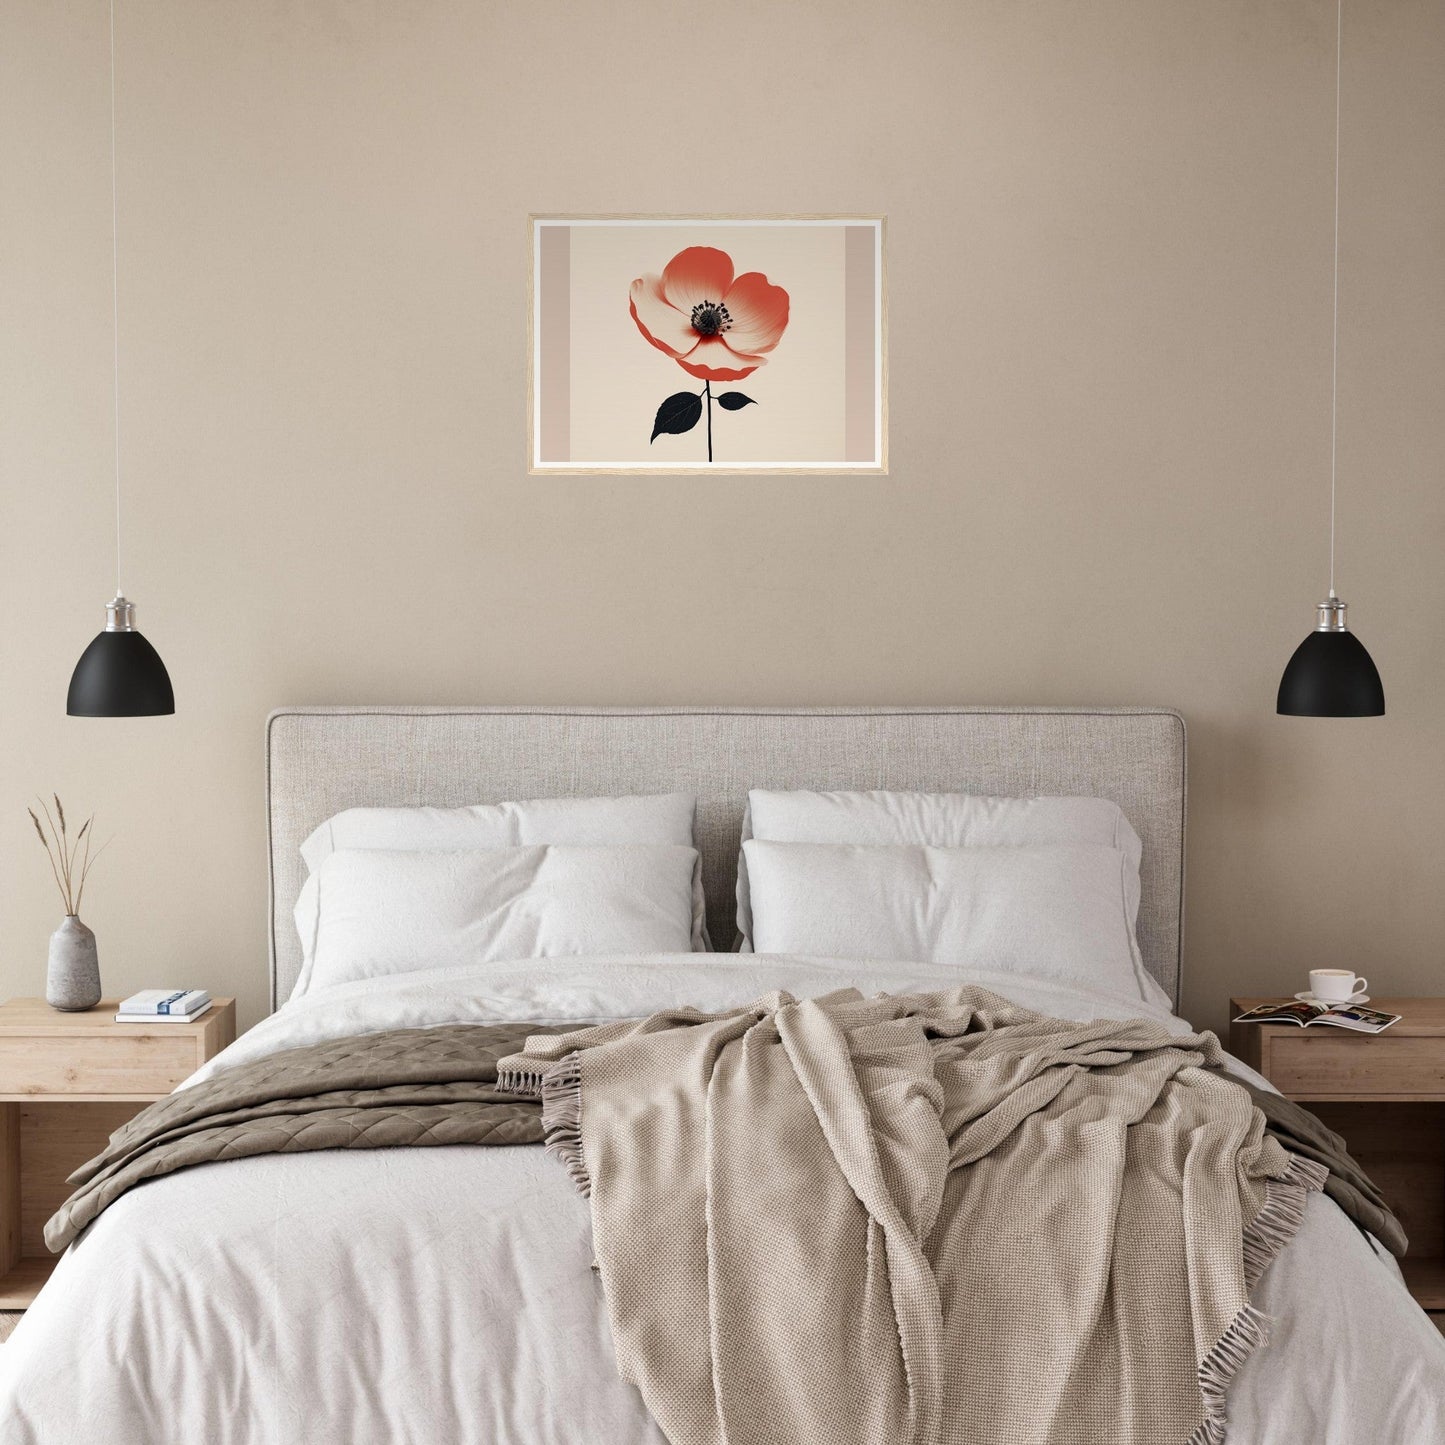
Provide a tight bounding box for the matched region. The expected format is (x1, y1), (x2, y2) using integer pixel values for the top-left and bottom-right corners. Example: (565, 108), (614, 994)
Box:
(529, 215), (887, 474)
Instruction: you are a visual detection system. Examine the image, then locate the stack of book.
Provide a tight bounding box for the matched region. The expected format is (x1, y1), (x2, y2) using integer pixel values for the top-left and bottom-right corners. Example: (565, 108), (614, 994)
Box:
(115, 990), (212, 1024)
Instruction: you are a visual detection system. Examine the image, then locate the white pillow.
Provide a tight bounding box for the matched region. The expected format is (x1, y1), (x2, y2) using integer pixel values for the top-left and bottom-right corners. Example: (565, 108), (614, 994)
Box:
(304, 845), (700, 995)
(736, 790), (1143, 950)
(294, 793), (709, 998)
(299, 793), (700, 872)
(743, 840), (1154, 1002)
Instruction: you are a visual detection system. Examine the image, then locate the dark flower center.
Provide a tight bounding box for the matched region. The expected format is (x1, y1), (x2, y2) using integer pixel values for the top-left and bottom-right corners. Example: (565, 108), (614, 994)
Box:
(690, 300), (732, 338)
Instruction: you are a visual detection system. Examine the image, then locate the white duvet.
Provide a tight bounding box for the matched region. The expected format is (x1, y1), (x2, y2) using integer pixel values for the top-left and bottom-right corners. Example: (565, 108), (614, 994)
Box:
(1, 954), (1442, 1444)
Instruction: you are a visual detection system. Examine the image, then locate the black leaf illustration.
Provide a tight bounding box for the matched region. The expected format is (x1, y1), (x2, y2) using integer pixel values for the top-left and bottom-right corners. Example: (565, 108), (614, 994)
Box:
(716, 393), (756, 411)
(650, 391), (703, 442)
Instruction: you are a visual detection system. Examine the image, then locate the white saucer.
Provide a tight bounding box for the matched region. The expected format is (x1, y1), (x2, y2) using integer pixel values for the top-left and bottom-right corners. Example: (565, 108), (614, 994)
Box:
(1295, 991), (1370, 1007)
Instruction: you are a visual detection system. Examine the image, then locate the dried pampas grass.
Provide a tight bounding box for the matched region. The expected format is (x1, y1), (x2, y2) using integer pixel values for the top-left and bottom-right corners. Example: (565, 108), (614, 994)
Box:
(27, 797), (107, 918)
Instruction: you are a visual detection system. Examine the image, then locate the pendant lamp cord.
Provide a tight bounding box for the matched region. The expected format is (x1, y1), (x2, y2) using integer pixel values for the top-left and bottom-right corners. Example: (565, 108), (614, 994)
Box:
(1327, 0), (1342, 599)
(108, 0), (123, 598)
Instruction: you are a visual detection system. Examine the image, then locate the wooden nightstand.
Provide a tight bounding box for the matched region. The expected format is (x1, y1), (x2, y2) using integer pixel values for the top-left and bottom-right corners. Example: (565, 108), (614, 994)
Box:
(1230, 997), (1445, 1319)
(0, 996), (235, 1310)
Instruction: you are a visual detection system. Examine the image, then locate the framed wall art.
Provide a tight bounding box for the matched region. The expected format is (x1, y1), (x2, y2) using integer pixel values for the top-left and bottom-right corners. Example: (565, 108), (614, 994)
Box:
(529, 216), (886, 473)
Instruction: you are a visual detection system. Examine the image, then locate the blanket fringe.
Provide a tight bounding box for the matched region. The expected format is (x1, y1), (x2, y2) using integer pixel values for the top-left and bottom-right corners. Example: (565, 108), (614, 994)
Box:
(1188, 1153), (1329, 1445)
(496, 1063), (547, 1097)
(1242, 1154), (1328, 1291)
(537, 1052), (591, 1198)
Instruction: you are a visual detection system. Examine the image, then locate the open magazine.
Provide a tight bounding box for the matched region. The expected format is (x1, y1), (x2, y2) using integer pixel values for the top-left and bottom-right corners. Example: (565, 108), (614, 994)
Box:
(1232, 1000), (1400, 1034)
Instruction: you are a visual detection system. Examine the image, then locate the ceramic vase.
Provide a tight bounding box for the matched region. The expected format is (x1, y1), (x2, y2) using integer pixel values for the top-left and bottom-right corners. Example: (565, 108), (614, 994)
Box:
(47, 915), (101, 1012)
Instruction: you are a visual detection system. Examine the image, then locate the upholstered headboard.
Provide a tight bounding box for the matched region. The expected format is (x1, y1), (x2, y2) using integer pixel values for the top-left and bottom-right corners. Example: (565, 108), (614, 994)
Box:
(266, 706), (1187, 1011)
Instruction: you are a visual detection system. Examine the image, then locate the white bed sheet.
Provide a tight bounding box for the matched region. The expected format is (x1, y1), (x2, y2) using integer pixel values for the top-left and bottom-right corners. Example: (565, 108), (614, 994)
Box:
(1, 955), (1441, 1444)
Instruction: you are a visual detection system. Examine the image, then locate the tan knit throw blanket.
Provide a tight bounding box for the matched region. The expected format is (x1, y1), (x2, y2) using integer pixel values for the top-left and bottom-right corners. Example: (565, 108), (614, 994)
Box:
(498, 986), (1326, 1445)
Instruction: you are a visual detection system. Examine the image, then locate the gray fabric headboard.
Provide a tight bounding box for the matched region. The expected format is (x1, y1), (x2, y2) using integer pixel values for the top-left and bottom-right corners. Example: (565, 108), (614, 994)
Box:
(266, 706), (1187, 1011)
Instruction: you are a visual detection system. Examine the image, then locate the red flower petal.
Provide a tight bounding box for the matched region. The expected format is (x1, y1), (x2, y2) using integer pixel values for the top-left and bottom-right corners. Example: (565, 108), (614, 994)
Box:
(660, 247), (735, 315)
(673, 336), (766, 382)
(720, 272), (790, 355)
(629, 275), (696, 360)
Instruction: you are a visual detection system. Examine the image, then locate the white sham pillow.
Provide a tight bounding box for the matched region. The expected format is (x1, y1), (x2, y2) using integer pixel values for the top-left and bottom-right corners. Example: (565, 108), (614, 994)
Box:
(303, 844), (700, 995)
(742, 839), (1154, 1003)
(735, 790), (1143, 950)
(294, 793), (709, 998)
(299, 793), (700, 872)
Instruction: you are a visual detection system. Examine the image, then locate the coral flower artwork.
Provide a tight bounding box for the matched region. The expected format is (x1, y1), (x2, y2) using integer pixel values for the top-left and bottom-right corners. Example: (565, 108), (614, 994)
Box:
(531, 217), (885, 473)
(628, 246), (789, 461)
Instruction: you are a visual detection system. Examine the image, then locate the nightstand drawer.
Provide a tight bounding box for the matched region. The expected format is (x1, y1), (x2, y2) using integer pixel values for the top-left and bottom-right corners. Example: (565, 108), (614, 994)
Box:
(0, 1033), (197, 1098)
(1268, 1033), (1445, 1099)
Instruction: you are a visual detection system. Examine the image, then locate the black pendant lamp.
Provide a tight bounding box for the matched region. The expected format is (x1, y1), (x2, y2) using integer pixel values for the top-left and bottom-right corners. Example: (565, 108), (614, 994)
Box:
(67, 597), (174, 717)
(1277, 0), (1382, 718)
(1277, 598), (1384, 717)
(67, 0), (174, 718)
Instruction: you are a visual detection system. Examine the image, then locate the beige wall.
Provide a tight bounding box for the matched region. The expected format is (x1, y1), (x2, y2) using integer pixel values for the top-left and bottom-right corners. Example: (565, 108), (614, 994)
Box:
(1, 0), (1441, 1035)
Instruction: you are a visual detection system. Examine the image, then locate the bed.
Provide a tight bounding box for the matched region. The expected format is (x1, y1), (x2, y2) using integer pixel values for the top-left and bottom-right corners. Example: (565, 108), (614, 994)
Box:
(0, 705), (1440, 1444)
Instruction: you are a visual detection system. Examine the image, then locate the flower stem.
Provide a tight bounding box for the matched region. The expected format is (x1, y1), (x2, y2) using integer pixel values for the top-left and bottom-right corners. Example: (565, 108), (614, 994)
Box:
(704, 381), (713, 462)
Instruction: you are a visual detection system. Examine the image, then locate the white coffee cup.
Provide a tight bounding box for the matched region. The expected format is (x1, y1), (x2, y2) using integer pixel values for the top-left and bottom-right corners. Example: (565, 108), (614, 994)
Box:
(1309, 968), (1368, 1004)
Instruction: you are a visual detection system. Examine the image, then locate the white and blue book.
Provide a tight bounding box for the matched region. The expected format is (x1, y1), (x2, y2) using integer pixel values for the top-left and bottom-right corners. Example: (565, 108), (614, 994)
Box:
(115, 989), (211, 1023)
